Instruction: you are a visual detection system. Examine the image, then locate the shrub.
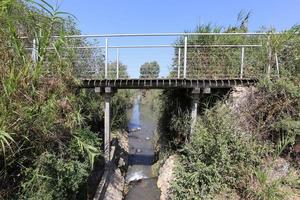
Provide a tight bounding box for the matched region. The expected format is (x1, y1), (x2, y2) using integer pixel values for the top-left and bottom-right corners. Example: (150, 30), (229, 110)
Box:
(172, 104), (267, 199)
(21, 153), (90, 200)
(245, 78), (300, 157)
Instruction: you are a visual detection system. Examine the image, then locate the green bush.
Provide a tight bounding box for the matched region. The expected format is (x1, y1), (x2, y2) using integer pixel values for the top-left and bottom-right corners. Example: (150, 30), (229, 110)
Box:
(20, 128), (100, 199)
(172, 104), (267, 199)
(21, 153), (89, 200)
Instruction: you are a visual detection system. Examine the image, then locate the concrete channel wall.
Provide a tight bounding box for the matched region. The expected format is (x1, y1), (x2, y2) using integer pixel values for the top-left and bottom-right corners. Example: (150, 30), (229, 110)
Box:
(93, 136), (128, 200)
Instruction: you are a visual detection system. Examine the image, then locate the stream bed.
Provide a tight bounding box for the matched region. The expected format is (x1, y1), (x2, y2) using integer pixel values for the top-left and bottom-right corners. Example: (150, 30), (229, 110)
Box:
(124, 95), (161, 200)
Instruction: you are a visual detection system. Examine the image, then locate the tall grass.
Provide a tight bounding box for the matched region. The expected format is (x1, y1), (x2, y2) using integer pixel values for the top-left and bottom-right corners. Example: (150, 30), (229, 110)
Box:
(0, 1), (133, 198)
(0, 1), (104, 199)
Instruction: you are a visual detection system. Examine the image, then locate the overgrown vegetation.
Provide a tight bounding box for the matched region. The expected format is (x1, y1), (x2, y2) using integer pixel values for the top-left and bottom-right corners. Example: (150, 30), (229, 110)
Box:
(172, 104), (268, 199)
(0, 1), (131, 199)
(171, 78), (300, 199)
(246, 78), (300, 158)
(158, 12), (300, 199)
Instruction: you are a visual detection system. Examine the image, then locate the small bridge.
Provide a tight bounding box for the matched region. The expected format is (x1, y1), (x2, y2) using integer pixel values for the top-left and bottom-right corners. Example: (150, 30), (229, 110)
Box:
(29, 32), (280, 164)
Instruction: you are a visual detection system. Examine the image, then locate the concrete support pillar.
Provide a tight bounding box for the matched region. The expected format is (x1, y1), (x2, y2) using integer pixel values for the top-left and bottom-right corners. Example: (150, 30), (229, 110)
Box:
(104, 92), (111, 164)
(190, 88), (200, 136)
(103, 87), (115, 164)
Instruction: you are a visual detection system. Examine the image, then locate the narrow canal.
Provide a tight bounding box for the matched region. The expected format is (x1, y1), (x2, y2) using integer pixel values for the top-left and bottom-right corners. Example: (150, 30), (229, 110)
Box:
(124, 94), (161, 200)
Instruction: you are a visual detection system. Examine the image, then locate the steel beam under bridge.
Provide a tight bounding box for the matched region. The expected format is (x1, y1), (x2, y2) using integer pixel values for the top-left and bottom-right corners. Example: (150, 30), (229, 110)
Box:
(81, 78), (257, 89)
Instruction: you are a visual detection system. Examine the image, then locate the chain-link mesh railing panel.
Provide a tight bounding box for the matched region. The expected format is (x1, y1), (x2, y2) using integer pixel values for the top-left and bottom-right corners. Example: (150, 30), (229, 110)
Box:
(169, 34), (269, 79)
(243, 47), (268, 78)
(23, 37), (106, 79)
(66, 48), (105, 79)
(57, 37), (105, 79)
(186, 47), (241, 79)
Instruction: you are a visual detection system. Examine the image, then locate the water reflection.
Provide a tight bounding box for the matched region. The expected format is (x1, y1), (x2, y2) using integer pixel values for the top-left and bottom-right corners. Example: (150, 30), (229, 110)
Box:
(127, 95), (141, 130)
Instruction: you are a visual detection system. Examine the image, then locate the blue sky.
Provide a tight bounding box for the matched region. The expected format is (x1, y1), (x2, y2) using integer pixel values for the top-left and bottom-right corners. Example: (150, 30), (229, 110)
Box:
(57, 0), (300, 78)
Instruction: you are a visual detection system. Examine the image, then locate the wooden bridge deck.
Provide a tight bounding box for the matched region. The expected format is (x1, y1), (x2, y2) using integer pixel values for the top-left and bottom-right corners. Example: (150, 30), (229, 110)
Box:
(80, 78), (257, 89)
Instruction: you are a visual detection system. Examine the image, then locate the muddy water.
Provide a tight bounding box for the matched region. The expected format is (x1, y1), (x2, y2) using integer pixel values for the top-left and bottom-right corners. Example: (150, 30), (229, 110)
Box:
(124, 95), (160, 200)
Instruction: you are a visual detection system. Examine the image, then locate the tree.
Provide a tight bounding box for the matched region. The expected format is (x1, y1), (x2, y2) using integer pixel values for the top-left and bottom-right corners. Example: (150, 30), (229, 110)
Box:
(139, 61), (160, 78)
(108, 61), (129, 78)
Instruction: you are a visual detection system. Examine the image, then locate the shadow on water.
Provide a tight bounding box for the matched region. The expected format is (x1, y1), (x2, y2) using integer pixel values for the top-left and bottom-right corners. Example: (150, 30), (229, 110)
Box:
(124, 94), (160, 200)
(128, 154), (154, 165)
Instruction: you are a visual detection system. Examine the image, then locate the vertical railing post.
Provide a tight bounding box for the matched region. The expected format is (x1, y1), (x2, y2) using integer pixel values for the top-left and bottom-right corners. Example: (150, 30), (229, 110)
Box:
(183, 36), (188, 79)
(275, 52), (279, 77)
(240, 47), (245, 78)
(177, 48), (181, 78)
(116, 48), (119, 79)
(31, 38), (38, 63)
(267, 35), (272, 77)
(105, 38), (108, 79)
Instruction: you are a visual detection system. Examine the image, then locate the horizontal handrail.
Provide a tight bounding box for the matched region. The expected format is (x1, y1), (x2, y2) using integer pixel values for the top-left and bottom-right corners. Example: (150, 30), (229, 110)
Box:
(24, 44), (263, 50)
(19, 31), (296, 39)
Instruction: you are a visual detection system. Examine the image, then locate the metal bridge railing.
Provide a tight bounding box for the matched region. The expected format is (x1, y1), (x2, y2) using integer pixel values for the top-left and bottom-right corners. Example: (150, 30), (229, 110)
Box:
(24, 32), (285, 79)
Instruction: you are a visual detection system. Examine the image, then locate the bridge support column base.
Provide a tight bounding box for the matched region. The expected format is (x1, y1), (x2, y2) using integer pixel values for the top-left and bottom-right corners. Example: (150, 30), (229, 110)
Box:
(190, 88), (200, 137)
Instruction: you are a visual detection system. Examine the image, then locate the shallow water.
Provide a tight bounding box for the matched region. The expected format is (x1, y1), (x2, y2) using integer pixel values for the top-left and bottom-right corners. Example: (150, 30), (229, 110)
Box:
(125, 95), (160, 200)
(125, 178), (161, 200)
